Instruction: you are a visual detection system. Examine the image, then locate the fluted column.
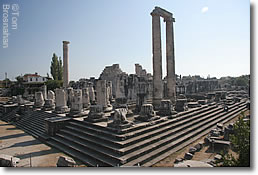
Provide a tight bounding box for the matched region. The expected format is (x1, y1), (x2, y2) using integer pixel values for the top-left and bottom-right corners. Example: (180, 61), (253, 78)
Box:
(151, 10), (163, 109)
(63, 41), (70, 89)
(165, 16), (176, 103)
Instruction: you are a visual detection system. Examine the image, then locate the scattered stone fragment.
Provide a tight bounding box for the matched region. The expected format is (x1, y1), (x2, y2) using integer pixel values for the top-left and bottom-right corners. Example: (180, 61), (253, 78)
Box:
(0, 154), (20, 167)
(194, 142), (204, 151)
(214, 154), (222, 161)
(56, 156), (76, 167)
(184, 152), (193, 160)
(189, 147), (197, 154)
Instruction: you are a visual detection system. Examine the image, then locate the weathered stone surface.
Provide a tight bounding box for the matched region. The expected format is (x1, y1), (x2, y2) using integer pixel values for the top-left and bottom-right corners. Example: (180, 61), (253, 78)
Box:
(82, 88), (90, 108)
(194, 142), (204, 151)
(184, 152), (193, 160)
(157, 100), (174, 116)
(55, 89), (69, 113)
(151, 10), (163, 109)
(214, 154), (222, 161)
(88, 83), (96, 103)
(85, 105), (107, 123)
(48, 90), (55, 100)
(135, 104), (160, 122)
(66, 87), (74, 107)
(17, 95), (25, 105)
(151, 7), (176, 106)
(56, 156), (76, 167)
(96, 80), (108, 108)
(174, 158), (184, 164)
(44, 90), (55, 110)
(216, 123), (223, 129)
(42, 85), (47, 100)
(35, 92), (45, 107)
(70, 89), (83, 113)
(45, 117), (71, 136)
(189, 147), (197, 154)
(108, 108), (133, 131)
(0, 154), (20, 167)
(188, 102), (201, 108)
(175, 160), (213, 167)
(63, 41), (70, 89)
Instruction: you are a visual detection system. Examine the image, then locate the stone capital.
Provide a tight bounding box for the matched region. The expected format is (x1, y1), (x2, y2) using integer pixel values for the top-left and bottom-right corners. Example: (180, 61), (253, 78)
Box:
(63, 41), (70, 45)
(164, 16), (175, 23)
(150, 9), (160, 17)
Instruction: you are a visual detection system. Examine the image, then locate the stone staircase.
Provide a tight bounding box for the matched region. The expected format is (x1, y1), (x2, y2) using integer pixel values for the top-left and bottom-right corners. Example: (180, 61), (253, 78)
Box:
(0, 108), (53, 141)
(0, 106), (20, 122)
(46, 101), (247, 167)
(14, 110), (54, 141)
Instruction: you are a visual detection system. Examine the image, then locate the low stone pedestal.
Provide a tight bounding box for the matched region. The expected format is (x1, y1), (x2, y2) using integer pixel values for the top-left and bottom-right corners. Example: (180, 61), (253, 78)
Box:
(45, 117), (71, 136)
(107, 108), (133, 132)
(84, 105), (108, 123)
(104, 105), (113, 112)
(175, 99), (187, 112)
(55, 106), (70, 114)
(69, 110), (88, 118)
(188, 102), (201, 108)
(43, 99), (55, 111)
(135, 104), (160, 122)
(35, 92), (45, 108)
(157, 100), (175, 116)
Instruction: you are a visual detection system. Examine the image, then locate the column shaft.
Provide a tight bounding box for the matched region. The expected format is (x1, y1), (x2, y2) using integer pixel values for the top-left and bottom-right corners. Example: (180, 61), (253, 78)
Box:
(152, 14), (163, 108)
(166, 18), (176, 103)
(63, 41), (70, 89)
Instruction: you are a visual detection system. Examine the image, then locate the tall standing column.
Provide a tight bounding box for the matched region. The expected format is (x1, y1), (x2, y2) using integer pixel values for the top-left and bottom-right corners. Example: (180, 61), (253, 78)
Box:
(151, 10), (163, 109)
(63, 41), (70, 89)
(165, 16), (176, 103)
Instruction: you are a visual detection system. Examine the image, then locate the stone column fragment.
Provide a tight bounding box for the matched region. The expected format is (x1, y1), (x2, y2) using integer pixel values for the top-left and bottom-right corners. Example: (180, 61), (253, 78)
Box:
(165, 16), (176, 103)
(63, 41), (70, 89)
(151, 10), (163, 109)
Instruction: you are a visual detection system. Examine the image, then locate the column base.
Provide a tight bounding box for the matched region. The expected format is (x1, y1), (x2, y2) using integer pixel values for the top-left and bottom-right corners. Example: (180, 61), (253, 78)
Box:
(152, 98), (162, 110)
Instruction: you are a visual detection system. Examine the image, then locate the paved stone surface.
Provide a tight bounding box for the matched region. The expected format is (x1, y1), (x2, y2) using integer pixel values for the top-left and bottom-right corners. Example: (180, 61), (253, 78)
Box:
(0, 120), (70, 167)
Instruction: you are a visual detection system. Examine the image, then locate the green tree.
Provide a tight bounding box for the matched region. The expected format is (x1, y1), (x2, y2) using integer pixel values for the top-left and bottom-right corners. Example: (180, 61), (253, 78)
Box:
(57, 57), (63, 81)
(217, 112), (250, 167)
(46, 80), (63, 91)
(50, 53), (59, 80)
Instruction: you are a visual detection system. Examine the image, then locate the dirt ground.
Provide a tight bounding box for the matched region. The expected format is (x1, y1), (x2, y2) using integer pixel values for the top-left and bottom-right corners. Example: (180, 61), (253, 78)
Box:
(153, 110), (249, 167)
(0, 120), (74, 167)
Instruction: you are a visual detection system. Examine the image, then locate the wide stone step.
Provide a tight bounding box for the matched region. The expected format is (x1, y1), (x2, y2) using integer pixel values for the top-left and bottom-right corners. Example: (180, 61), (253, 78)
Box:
(47, 139), (100, 167)
(141, 105), (247, 167)
(71, 104), (213, 138)
(122, 104), (246, 167)
(15, 115), (46, 131)
(119, 106), (224, 155)
(68, 122), (122, 142)
(1, 108), (19, 122)
(120, 106), (229, 163)
(56, 132), (125, 164)
(14, 122), (44, 139)
(50, 136), (115, 166)
(142, 106), (247, 167)
(118, 105), (220, 148)
(123, 105), (219, 139)
(61, 127), (122, 151)
(68, 104), (218, 146)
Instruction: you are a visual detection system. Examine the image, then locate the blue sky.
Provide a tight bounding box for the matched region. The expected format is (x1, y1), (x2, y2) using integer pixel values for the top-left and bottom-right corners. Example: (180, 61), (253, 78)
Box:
(0, 0), (250, 80)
